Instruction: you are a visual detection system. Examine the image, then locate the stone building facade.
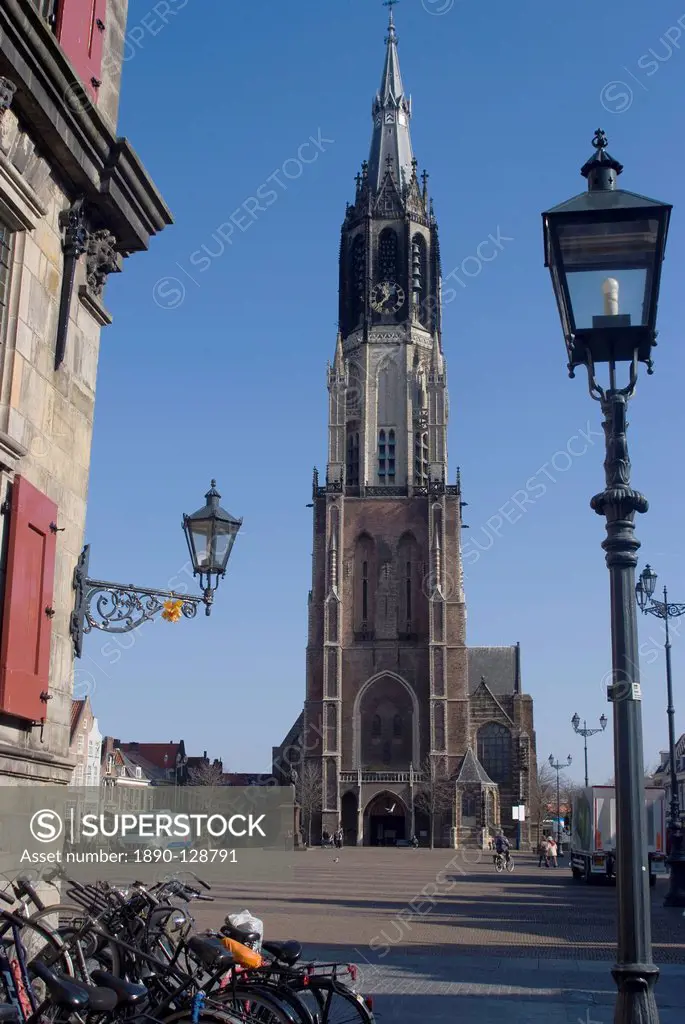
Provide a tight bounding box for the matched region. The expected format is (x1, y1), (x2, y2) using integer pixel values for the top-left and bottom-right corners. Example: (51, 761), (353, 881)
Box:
(273, 12), (537, 847)
(68, 696), (101, 787)
(0, 1), (170, 784)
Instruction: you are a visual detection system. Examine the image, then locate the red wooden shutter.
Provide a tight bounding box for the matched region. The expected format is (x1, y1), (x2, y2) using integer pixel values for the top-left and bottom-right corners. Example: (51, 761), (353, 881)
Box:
(0, 476), (58, 721)
(56, 0), (107, 102)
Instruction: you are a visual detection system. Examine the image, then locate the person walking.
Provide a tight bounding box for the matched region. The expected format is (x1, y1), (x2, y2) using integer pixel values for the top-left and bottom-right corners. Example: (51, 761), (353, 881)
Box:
(538, 836), (549, 868)
(334, 827), (343, 850)
(547, 836), (558, 868)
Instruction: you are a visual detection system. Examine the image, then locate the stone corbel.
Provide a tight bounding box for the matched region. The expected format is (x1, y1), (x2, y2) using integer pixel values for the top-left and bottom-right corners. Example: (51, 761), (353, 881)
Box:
(0, 77), (16, 115)
(55, 198), (88, 369)
(78, 228), (122, 327)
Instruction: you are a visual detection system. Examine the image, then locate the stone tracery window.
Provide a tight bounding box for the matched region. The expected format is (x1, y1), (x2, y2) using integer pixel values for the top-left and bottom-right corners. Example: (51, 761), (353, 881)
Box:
(477, 722), (512, 784)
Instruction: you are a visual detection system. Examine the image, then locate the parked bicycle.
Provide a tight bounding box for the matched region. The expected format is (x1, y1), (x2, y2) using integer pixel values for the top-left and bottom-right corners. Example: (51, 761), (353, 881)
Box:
(0, 868), (375, 1024)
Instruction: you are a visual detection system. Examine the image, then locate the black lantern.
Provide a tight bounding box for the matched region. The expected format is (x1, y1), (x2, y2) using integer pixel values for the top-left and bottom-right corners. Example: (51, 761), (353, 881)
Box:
(571, 713), (580, 731)
(640, 564), (658, 600)
(543, 130), (671, 375)
(599, 714), (608, 730)
(183, 480), (242, 611)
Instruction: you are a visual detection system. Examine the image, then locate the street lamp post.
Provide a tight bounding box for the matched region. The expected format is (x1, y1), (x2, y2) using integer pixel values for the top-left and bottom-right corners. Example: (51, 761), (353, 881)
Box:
(548, 755), (572, 856)
(542, 129), (672, 1024)
(70, 481), (242, 656)
(635, 564), (685, 907)
(571, 713), (608, 788)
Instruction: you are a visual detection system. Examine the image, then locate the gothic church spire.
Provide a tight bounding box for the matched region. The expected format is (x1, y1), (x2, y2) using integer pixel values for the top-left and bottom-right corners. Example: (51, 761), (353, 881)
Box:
(368, 6), (414, 194)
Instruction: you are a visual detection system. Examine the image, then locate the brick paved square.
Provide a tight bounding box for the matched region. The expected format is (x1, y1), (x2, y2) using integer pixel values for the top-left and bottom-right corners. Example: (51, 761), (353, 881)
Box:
(193, 849), (685, 1022)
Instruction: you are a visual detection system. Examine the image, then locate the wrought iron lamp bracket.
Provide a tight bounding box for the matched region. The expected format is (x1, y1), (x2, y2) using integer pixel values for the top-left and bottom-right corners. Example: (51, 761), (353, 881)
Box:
(70, 546), (205, 658)
(644, 600), (685, 621)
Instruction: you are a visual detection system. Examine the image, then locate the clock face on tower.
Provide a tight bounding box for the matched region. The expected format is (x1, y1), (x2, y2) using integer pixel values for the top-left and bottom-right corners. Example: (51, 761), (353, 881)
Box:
(371, 281), (405, 314)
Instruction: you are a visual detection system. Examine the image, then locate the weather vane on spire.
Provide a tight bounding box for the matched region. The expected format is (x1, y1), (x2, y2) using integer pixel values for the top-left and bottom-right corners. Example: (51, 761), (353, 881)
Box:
(383, 0), (400, 18)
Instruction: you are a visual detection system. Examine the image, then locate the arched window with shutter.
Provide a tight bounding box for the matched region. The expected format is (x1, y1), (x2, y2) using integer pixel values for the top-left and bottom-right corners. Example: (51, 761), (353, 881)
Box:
(350, 234), (366, 327)
(377, 228), (398, 281)
(411, 234), (428, 325)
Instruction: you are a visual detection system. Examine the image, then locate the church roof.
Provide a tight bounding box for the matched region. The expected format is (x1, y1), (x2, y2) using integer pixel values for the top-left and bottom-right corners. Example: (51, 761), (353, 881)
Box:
(457, 747), (496, 786)
(468, 646), (521, 696)
(367, 8), (414, 195)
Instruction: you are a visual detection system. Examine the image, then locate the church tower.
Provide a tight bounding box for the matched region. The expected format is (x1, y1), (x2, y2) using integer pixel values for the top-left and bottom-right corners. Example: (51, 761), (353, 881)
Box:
(280, 9), (536, 848)
(304, 8), (469, 842)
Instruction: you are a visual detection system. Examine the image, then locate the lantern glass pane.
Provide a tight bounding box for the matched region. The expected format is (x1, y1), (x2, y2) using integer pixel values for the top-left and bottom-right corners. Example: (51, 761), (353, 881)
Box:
(556, 217), (660, 330)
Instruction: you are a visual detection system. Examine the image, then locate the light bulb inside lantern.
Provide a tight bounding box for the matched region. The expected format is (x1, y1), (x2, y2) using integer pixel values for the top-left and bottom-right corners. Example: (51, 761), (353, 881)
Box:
(602, 277), (619, 316)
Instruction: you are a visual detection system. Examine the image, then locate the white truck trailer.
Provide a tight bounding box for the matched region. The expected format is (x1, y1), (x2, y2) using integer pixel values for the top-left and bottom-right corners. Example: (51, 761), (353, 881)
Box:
(570, 785), (667, 886)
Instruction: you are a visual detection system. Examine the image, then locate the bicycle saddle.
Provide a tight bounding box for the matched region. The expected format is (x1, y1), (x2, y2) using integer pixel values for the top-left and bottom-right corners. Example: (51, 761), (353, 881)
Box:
(90, 970), (148, 1006)
(261, 940), (302, 965)
(30, 962), (118, 1013)
(187, 935), (235, 970)
(221, 921), (260, 946)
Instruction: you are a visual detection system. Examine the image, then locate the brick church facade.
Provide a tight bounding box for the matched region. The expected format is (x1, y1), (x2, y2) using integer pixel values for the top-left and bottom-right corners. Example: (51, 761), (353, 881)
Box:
(273, 11), (536, 848)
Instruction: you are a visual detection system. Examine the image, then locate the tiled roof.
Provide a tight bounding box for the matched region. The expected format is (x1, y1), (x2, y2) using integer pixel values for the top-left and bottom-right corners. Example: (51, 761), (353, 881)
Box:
(70, 699), (85, 739)
(223, 773), (274, 786)
(119, 743), (181, 769)
(456, 748), (496, 786)
(468, 647), (519, 695)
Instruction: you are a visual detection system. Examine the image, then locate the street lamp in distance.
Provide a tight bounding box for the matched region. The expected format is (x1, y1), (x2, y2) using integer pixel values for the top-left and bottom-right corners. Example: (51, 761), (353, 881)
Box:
(635, 563), (685, 908)
(571, 712), (608, 788)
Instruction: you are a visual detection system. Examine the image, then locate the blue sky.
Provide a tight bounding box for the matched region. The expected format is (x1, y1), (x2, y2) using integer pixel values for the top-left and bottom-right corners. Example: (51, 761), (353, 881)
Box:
(81, 0), (685, 784)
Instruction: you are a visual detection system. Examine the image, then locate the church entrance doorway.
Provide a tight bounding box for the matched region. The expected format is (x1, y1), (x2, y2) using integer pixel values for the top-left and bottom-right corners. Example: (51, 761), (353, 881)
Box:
(365, 793), (407, 846)
(341, 791), (358, 846)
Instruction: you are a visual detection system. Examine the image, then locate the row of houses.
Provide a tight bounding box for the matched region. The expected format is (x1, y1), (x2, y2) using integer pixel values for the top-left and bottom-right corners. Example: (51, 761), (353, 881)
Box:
(68, 697), (273, 793)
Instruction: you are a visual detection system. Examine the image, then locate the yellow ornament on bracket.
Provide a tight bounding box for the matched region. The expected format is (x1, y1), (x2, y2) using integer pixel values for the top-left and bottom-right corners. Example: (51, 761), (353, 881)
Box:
(162, 599), (183, 623)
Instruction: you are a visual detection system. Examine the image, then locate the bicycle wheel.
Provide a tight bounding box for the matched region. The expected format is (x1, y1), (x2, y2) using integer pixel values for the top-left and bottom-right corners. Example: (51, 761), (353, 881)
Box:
(214, 987), (294, 1024)
(161, 1009), (245, 1024)
(291, 979), (375, 1024)
(28, 905), (121, 980)
(216, 983), (312, 1024)
(0, 913), (75, 1018)
(506, 858), (515, 873)
(494, 857), (504, 873)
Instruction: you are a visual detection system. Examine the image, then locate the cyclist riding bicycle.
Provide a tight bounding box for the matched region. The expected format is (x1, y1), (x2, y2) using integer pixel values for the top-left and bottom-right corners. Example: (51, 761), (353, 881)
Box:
(494, 832), (511, 867)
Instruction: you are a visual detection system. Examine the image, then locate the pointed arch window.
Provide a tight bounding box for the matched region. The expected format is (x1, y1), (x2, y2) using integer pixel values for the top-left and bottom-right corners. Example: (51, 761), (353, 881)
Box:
(415, 431), (429, 486)
(347, 431), (360, 486)
(378, 429), (386, 480)
(477, 723), (512, 785)
(462, 792), (477, 818)
(388, 429), (396, 482)
(377, 228), (398, 281)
